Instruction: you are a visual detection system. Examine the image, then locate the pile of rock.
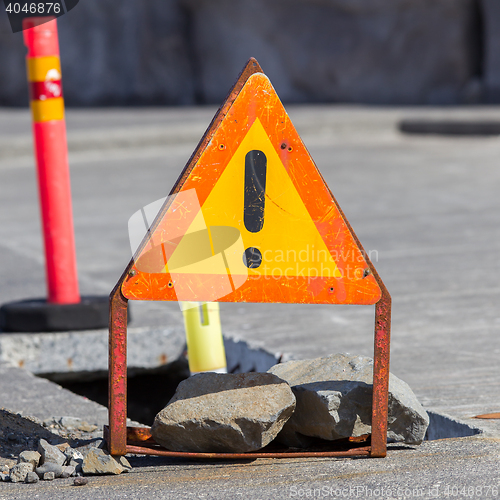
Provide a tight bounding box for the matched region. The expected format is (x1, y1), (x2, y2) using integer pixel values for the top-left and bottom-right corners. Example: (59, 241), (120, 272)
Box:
(0, 438), (131, 484)
(151, 354), (430, 453)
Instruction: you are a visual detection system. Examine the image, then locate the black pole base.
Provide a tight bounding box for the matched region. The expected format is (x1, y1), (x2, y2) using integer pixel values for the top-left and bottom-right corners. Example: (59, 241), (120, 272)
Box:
(0, 296), (110, 333)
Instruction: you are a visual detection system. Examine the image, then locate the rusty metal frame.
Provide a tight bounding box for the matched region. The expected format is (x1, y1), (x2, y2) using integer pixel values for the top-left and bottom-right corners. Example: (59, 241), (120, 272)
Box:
(107, 58), (391, 460)
(107, 286), (390, 459)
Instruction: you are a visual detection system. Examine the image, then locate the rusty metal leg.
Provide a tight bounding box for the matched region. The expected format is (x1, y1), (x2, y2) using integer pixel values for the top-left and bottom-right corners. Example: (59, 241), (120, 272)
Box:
(108, 286), (128, 456)
(370, 291), (391, 458)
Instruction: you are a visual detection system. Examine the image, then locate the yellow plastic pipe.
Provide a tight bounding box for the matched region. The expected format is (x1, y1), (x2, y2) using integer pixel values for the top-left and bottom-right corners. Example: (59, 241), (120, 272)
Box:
(181, 302), (227, 374)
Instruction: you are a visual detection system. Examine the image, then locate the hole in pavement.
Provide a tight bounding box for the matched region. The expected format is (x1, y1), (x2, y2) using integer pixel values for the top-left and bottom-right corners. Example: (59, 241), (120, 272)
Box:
(46, 340), (483, 440)
(50, 337), (281, 426)
(57, 358), (191, 426)
(56, 376), (483, 440)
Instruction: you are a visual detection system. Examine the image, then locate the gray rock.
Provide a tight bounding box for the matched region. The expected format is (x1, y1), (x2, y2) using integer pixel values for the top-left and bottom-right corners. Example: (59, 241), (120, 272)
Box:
(81, 448), (131, 475)
(117, 456), (132, 472)
(56, 442), (71, 454)
(64, 447), (84, 472)
(38, 438), (66, 466)
(24, 471), (39, 484)
(9, 462), (33, 483)
(43, 472), (55, 481)
(18, 450), (41, 468)
(75, 438), (106, 456)
(35, 462), (63, 479)
(0, 472), (11, 482)
(61, 465), (76, 478)
(64, 446), (81, 460)
(268, 354), (429, 446)
(74, 476), (89, 486)
(151, 372), (296, 453)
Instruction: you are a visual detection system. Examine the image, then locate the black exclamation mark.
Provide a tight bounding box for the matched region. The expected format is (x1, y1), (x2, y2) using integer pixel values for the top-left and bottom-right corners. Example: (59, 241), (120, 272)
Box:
(243, 150), (266, 269)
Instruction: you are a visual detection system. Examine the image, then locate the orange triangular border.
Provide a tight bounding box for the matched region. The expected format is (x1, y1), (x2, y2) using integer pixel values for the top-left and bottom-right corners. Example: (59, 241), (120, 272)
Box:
(116, 58), (387, 306)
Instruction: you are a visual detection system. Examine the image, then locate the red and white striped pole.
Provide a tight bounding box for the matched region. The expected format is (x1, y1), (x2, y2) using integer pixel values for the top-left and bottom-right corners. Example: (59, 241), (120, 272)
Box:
(0, 17), (109, 332)
(23, 17), (80, 305)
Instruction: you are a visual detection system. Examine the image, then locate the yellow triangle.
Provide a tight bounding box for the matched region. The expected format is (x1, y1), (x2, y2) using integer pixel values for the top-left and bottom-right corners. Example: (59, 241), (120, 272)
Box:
(171, 118), (343, 279)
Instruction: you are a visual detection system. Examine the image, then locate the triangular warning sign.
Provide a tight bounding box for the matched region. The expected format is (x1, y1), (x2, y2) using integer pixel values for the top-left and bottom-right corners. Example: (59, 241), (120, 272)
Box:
(121, 59), (383, 306)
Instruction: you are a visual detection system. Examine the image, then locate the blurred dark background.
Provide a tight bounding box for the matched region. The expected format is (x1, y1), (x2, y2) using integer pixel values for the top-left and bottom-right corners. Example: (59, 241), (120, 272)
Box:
(0, 0), (499, 106)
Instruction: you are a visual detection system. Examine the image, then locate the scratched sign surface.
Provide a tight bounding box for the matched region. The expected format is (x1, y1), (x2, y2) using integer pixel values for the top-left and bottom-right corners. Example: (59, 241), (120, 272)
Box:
(121, 67), (382, 305)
